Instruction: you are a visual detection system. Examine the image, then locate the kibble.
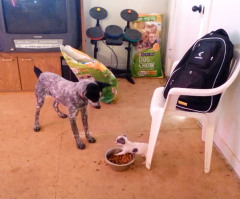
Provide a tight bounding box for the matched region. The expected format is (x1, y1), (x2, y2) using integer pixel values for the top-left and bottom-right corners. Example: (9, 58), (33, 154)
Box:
(108, 153), (133, 165)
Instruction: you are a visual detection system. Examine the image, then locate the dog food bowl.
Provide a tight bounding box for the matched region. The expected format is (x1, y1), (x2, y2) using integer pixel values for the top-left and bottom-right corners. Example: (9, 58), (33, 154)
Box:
(105, 147), (135, 172)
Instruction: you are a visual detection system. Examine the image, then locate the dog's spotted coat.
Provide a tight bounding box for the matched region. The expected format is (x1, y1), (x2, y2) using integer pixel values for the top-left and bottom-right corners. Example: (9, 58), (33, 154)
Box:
(33, 66), (110, 149)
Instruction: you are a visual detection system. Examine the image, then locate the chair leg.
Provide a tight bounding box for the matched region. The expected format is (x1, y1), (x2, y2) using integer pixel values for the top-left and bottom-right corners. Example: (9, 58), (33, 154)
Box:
(146, 113), (164, 169)
(204, 120), (216, 173)
(200, 117), (207, 142)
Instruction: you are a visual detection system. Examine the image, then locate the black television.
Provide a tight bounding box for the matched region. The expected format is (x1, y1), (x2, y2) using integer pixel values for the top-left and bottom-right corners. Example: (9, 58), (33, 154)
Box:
(0, 0), (81, 52)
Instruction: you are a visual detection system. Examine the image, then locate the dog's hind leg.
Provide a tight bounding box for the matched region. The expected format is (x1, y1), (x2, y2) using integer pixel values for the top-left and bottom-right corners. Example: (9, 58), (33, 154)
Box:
(53, 100), (67, 118)
(68, 108), (86, 149)
(33, 97), (44, 132)
(80, 106), (96, 143)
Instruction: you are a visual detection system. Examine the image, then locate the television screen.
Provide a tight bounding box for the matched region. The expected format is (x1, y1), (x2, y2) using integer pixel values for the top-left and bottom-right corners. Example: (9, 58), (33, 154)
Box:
(3, 0), (67, 34)
(0, 0), (81, 52)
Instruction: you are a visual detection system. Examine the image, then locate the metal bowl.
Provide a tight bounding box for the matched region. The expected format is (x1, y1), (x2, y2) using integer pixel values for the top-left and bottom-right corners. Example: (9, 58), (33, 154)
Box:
(105, 147), (135, 172)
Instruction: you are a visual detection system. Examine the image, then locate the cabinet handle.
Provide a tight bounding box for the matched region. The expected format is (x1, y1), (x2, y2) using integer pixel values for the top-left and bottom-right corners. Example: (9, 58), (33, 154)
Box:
(20, 58), (33, 61)
(1, 58), (14, 62)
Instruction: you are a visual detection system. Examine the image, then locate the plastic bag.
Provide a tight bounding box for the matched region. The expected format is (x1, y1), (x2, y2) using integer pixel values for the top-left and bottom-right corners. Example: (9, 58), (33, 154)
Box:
(60, 45), (119, 103)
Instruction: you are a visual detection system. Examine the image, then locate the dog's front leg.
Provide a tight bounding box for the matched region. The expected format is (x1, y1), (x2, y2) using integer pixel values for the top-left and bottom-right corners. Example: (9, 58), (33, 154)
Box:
(116, 150), (126, 155)
(33, 98), (44, 132)
(81, 106), (96, 143)
(68, 108), (85, 149)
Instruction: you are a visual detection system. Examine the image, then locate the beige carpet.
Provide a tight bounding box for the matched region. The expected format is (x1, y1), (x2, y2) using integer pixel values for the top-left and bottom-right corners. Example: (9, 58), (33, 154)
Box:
(0, 77), (240, 199)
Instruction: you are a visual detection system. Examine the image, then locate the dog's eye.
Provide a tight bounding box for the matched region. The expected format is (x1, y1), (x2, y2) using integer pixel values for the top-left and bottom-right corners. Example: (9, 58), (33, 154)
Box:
(87, 94), (99, 102)
(86, 91), (100, 102)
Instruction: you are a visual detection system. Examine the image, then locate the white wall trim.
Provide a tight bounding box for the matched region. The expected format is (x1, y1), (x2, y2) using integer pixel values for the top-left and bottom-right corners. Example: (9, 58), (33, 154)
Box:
(214, 133), (240, 178)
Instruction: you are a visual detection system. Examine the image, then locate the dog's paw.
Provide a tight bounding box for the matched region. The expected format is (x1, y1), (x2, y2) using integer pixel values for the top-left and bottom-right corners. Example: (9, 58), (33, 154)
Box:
(87, 137), (96, 143)
(77, 143), (86, 149)
(115, 152), (124, 156)
(33, 126), (41, 132)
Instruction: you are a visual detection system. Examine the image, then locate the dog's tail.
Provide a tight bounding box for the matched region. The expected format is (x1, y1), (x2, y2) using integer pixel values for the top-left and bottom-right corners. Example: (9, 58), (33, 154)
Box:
(34, 66), (42, 78)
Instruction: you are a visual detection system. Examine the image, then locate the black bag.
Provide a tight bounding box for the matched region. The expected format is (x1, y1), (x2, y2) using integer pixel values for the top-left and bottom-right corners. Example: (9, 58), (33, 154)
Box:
(163, 29), (234, 112)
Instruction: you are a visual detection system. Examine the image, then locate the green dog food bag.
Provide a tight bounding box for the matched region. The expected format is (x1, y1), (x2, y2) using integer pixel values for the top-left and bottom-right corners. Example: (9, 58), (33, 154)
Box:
(130, 14), (163, 78)
(60, 45), (119, 104)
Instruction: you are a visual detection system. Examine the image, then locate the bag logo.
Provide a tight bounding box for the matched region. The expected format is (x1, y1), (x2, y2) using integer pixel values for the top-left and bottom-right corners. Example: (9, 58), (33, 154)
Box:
(178, 100), (188, 106)
(195, 51), (204, 59)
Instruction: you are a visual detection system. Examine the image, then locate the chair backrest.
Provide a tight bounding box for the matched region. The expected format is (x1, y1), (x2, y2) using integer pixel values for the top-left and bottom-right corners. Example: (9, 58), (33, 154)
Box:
(170, 47), (240, 93)
(164, 47), (240, 114)
(212, 47), (240, 97)
(211, 47), (240, 114)
(224, 48), (240, 88)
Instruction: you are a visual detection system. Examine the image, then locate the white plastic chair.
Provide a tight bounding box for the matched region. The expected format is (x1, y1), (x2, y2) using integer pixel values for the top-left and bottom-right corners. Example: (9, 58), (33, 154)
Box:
(146, 47), (240, 173)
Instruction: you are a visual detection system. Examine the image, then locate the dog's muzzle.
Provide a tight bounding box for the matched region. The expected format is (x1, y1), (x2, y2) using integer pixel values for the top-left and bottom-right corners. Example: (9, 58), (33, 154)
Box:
(89, 101), (101, 109)
(94, 104), (101, 109)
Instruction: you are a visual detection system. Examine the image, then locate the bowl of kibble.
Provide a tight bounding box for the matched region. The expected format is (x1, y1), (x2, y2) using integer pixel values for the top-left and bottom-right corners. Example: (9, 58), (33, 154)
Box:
(105, 147), (135, 172)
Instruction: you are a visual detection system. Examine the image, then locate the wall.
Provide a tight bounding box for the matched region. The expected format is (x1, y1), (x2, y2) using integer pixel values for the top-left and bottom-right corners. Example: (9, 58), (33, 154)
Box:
(82, 0), (169, 69)
(206, 0), (240, 177)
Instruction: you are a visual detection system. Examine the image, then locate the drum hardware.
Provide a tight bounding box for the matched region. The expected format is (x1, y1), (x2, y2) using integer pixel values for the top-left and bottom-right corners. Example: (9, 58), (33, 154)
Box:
(89, 7), (108, 27)
(105, 25), (124, 46)
(86, 7), (142, 84)
(121, 9), (138, 31)
(86, 26), (104, 59)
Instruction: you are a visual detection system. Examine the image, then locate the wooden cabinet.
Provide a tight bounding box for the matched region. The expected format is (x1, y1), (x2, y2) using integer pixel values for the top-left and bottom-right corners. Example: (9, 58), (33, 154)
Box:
(17, 53), (61, 91)
(0, 55), (21, 91)
(0, 52), (62, 92)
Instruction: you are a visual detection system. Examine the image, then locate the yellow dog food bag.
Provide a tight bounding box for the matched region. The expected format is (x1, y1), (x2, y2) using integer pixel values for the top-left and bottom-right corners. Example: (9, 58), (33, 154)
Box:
(130, 14), (163, 77)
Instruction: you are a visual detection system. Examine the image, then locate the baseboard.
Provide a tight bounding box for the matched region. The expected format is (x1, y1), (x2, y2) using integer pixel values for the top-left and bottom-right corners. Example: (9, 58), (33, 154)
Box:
(214, 133), (240, 178)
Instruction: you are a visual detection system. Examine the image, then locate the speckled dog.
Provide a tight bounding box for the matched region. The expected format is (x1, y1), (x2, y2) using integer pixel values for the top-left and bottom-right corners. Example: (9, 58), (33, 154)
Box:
(33, 66), (110, 149)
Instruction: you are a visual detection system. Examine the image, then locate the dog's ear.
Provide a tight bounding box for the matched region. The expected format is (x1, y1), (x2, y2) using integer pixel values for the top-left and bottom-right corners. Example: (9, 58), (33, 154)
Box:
(96, 81), (111, 90)
(132, 148), (138, 153)
(116, 137), (125, 145)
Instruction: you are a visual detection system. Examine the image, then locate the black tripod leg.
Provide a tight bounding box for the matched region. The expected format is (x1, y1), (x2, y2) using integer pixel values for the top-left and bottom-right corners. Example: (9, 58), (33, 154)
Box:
(126, 73), (135, 84)
(93, 41), (98, 59)
(125, 42), (135, 84)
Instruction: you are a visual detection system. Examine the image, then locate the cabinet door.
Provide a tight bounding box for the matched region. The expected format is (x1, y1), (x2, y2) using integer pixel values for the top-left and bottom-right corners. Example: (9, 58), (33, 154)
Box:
(0, 56), (21, 91)
(18, 56), (61, 91)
